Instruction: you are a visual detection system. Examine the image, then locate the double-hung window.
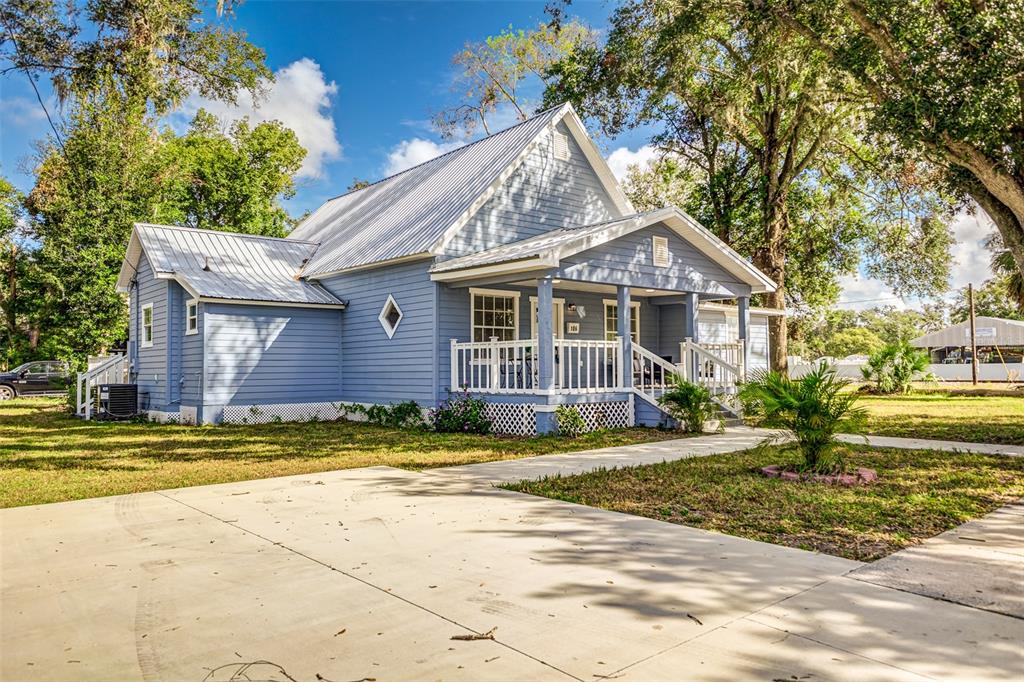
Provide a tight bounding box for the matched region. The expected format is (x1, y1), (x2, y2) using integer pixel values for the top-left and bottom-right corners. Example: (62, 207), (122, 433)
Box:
(141, 303), (154, 348)
(603, 301), (640, 343)
(185, 299), (198, 335)
(471, 289), (519, 342)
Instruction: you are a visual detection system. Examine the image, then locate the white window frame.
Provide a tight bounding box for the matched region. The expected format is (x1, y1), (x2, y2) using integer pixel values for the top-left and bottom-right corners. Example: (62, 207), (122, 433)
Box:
(378, 294), (404, 339)
(603, 299), (641, 344)
(185, 298), (198, 336)
(652, 235), (669, 267)
(469, 288), (520, 342)
(141, 303), (154, 348)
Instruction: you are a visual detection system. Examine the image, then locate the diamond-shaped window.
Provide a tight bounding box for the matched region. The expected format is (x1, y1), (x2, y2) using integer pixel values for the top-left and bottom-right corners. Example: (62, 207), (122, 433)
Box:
(378, 295), (403, 338)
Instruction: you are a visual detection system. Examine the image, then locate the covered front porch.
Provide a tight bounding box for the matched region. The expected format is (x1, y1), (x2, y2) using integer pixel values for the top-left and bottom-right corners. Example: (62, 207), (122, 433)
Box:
(431, 208), (777, 434)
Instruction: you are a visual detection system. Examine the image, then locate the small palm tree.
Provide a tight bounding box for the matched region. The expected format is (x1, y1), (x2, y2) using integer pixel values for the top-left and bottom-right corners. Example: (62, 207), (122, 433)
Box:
(739, 365), (866, 473)
(658, 375), (719, 433)
(861, 342), (933, 394)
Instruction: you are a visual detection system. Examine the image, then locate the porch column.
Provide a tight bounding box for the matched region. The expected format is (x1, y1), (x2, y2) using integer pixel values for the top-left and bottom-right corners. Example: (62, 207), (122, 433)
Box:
(617, 285), (632, 389)
(737, 295), (751, 381)
(537, 276), (555, 393)
(536, 277), (557, 435)
(684, 292), (699, 379)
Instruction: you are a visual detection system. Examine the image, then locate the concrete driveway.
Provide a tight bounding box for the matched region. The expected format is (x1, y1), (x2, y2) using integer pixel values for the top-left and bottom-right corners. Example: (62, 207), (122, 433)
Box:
(2, 436), (1022, 681)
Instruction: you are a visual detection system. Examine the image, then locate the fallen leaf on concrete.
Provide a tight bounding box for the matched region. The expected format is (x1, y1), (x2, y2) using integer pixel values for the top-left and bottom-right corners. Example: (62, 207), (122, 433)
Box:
(451, 627), (497, 641)
(686, 613), (703, 626)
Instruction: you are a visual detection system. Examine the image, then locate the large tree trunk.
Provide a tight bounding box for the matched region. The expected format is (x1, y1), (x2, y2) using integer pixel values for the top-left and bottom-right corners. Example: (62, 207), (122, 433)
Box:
(965, 177), (1024, 277)
(754, 200), (789, 374)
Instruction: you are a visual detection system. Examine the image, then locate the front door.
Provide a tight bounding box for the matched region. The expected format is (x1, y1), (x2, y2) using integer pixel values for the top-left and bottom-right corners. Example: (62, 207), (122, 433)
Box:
(531, 298), (565, 386)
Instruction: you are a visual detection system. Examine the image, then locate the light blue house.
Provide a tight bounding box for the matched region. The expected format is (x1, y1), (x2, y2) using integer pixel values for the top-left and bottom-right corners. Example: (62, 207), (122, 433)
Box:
(107, 104), (779, 433)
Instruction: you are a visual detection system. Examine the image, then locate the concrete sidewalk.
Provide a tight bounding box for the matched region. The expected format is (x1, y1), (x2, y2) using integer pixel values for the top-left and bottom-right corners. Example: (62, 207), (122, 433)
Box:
(2, 428), (1022, 681)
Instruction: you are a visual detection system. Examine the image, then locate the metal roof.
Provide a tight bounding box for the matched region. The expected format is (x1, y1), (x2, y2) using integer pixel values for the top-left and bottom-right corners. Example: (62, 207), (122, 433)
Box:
(910, 317), (1024, 348)
(288, 104), (572, 277)
(118, 224), (344, 307)
(429, 207), (778, 294)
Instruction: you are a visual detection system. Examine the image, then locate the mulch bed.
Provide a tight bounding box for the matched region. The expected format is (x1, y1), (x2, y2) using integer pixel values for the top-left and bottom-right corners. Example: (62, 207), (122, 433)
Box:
(760, 465), (878, 486)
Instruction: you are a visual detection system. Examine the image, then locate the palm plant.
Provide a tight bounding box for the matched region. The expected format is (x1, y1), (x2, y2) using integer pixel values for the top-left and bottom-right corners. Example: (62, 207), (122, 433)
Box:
(658, 375), (719, 433)
(861, 342), (933, 394)
(739, 365), (866, 473)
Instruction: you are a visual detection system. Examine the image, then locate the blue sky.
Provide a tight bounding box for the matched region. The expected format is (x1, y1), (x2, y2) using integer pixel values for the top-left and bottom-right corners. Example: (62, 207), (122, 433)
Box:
(0, 0), (994, 309)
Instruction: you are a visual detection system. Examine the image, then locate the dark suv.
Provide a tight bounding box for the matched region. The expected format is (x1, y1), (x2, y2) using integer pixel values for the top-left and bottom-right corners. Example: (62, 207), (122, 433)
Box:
(0, 361), (71, 400)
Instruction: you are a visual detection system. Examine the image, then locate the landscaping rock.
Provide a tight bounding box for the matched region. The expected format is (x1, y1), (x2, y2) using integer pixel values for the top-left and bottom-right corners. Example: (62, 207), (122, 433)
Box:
(760, 465), (877, 486)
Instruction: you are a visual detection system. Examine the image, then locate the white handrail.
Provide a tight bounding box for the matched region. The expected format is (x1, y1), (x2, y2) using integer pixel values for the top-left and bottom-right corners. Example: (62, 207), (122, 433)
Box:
(681, 338), (741, 394)
(631, 344), (679, 403)
(450, 337), (623, 395)
(76, 355), (129, 419)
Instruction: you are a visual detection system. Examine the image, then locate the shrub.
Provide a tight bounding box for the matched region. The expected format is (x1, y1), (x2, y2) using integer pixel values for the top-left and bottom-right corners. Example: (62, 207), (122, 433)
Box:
(555, 405), (586, 437)
(658, 375), (719, 433)
(861, 342), (934, 394)
(738, 365), (866, 473)
(429, 388), (491, 434)
(365, 401), (424, 429)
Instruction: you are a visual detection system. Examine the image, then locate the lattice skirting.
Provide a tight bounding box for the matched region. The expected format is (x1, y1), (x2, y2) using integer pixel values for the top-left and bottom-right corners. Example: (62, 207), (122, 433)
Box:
(222, 402), (345, 425)
(485, 400), (631, 436)
(572, 400), (630, 431)
(485, 403), (536, 436)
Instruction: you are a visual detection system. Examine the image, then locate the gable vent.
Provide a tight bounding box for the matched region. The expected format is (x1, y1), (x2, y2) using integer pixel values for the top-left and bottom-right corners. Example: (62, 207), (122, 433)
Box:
(552, 131), (570, 161)
(652, 236), (669, 267)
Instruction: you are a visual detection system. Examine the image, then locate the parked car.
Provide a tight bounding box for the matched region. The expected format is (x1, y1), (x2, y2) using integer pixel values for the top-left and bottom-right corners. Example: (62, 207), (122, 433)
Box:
(0, 361), (71, 399)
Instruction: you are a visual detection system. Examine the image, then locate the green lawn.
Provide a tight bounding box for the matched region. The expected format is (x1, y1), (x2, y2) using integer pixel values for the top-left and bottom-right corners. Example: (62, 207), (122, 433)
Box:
(506, 444), (1024, 561)
(856, 392), (1024, 445)
(0, 398), (679, 508)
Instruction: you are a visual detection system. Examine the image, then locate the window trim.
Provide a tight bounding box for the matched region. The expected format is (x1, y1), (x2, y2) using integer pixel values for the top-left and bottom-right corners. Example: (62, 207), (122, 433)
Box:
(469, 287), (520, 341)
(652, 235), (669, 267)
(378, 294), (404, 339)
(602, 299), (641, 344)
(185, 298), (199, 336)
(141, 303), (154, 348)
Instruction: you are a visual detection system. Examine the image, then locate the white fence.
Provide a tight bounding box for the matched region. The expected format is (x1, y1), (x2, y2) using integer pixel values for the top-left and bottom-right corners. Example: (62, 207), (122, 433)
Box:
(790, 360), (1024, 383)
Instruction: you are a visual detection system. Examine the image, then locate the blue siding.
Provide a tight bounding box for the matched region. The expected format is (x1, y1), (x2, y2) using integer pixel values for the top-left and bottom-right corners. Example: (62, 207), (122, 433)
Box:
(203, 304), (342, 405)
(179, 286), (204, 408)
(556, 223), (751, 298)
(318, 259), (436, 405)
(132, 252), (169, 411)
(443, 121), (619, 257)
(657, 304), (686, 361)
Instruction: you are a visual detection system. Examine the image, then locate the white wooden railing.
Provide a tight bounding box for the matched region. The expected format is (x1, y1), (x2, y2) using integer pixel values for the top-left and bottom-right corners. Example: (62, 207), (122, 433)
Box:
(450, 337), (622, 394)
(631, 343), (678, 399)
(77, 354), (130, 419)
(680, 338), (742, 394)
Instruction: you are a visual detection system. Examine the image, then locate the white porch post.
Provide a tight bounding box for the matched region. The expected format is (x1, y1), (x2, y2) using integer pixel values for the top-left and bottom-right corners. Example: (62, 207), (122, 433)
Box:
(737, 295), (751, 381)
(684, 292), (700, 380)
(537, 277), (555, 393)
(617, 285), (632, 390)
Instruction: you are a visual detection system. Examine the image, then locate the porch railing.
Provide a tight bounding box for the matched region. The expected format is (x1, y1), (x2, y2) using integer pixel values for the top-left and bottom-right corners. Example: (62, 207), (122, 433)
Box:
(77, 354), (130, 419)
(680, 338), (743, 394)
(450, 338), (623, 394)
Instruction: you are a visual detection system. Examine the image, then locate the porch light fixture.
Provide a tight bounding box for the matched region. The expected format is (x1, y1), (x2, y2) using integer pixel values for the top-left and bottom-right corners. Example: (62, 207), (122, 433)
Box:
(552, 279), (562, 284)
(378, 294), (403, 339)
(645, 288), (655, 293)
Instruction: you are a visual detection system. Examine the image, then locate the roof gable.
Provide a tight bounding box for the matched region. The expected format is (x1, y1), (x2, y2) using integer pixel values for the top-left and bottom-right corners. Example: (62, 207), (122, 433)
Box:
(289, 103), (632, 278)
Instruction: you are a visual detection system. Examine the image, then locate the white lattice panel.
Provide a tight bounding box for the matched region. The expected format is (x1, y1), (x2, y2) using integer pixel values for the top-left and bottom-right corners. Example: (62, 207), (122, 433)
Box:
(222, 402), (345, 424)
(485, 403), (536, 436)
(574, 401), (630, 431)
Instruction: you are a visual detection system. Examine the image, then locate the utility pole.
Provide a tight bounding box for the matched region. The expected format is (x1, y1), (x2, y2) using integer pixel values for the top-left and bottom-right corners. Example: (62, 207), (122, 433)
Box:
(968, 283), (978, 385)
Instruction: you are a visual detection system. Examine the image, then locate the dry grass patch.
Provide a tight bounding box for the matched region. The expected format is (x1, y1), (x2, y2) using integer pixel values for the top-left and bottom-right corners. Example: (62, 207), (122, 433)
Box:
(506, 444), (1024, 561)
(0, 398), (680, 508)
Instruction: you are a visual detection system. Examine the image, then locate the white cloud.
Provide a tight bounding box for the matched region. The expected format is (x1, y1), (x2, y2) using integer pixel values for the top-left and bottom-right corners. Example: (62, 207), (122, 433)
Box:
(605, 145), (660, 181)
(183, 58), (341, 179)
(836, 207), (997, 310)
(383, 137), (460, 176)
(0, 96), (50, 128)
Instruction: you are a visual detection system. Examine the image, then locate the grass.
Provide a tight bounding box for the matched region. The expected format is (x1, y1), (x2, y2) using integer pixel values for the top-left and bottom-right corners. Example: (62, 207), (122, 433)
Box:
(506, 444), (1024, 561)
(0, 398), (680, 508)
(855, 392), (1024, 445)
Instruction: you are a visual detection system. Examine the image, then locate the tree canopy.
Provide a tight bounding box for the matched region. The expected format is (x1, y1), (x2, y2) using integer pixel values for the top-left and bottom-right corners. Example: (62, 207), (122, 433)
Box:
(545, 0), (955, 370)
